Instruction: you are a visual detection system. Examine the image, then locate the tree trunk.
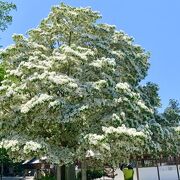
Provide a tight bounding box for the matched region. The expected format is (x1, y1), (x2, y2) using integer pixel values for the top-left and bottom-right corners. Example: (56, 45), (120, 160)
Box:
(56, 164), (75, 180)
(56, 165), (61, 180)
(61, 165), (66, 180)
(66, 164), (75, 180)
(0, 163), (3, 180)
(81, 161), (87, 180)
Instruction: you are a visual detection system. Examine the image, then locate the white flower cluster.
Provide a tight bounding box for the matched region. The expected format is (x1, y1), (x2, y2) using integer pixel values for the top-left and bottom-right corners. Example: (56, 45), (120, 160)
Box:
(6, 86), (15, 97)
(0, 140), (19, 151)
(21, 94), (53, 113)
(0, 85), (7, 91)
(86, 149), (95, 157)
(90, 57), (116, 69)
(93, 80), (108, 90)
(85, 134), (111, 156)
(86, 134), (104, 145)
(102, 125), (146, 137)
(28, 72), (47, 81)
(23, 141), (42, 154)
(116, 83), (142, 101)
(112, 113), (121, 121)
(62, 45), (94, 61)
(49, 100), (60, 108)
(116, 82), (130, 91)
(31, 42), (49, 51)
(175, 126), (180, 132)
(20, 61), (48, 70)
(8, 69), (22, 77)
(137, 100), (153, 113)
(120, 112), (126, 119)
(48, 72), (78, 88)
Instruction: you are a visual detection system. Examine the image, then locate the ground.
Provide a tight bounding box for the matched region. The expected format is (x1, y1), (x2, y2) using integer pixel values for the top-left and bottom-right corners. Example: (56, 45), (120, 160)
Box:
(2, 177), (33, 180)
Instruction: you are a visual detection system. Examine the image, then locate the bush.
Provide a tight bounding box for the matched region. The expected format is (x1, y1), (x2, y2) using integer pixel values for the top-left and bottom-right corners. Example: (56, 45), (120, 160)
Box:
(38, 175), (56, 180)
(77, 169), (104, 180)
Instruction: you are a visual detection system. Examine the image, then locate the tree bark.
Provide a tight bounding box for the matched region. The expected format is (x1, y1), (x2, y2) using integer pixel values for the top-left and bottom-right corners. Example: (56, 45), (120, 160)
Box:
(66, 164), (75, 180)
(81, 161), (87, 180)
(56, 164), (76, 180)
(61, 165), (66, 180)
(0, 163), (3, 180)
(56, 165), (61, 180)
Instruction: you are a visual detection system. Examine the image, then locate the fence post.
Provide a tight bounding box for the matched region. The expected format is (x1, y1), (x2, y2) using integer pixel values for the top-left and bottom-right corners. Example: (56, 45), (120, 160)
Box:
(175, 157), (180, 180)
(136, 160), (140, 180)
(156, 159), (160, 180)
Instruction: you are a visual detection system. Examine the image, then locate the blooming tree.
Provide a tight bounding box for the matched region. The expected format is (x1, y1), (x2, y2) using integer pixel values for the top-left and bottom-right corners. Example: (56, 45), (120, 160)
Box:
(1, 3), (176, 171)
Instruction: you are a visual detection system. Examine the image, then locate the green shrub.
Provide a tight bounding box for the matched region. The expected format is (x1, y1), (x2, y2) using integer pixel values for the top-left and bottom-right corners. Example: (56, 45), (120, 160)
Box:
(38, 175), (56, 180)
(77, 169), (104, 180)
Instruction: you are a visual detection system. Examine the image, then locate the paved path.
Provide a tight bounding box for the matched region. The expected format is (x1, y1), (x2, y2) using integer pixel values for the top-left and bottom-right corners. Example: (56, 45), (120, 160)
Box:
(2, 177), (33, 180)
(2, 178), (23, 180)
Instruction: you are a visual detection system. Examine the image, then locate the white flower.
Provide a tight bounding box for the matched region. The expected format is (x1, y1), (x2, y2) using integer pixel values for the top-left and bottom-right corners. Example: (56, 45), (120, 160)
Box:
(0, 140), (19, 151)
(175, 126), (180, 132)
(86, 150), (95, 157)
(9, 69), (22, 76)
(86, 134), (104, 145)
(102, 125), (146, 137)
(48, 73), (70, 85)
(116, 82), (130, 91)
(120, 112), (125, 119)
(137, 100), (153, 113)
(49, 100), (59, 108)
(23, 141), (42, 154)
(21, 94), (53, 113)
(6, 88), (15, 97)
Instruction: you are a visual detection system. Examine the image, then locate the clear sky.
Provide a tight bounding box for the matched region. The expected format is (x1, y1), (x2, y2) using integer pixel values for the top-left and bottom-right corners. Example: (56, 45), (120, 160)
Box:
(1, 0), (180, 111)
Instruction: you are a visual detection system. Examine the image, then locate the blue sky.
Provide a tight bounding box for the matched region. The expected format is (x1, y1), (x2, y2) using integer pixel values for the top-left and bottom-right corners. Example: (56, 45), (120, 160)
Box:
(1, 0), (180, 111)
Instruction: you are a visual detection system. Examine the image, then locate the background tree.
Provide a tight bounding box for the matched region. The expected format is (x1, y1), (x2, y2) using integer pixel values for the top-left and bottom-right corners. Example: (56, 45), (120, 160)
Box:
(143, 99), (180, 158)
(0, 1), (16, 32)
(161, 99), (180, 155)
(0, 1), (16, 178)
(0, 0), (16, 82)
(164, 99), (180, 126)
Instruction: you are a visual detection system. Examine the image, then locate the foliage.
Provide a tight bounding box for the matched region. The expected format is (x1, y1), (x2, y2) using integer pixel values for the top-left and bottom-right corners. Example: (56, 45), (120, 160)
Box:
(0, 147), (12, 164)
(162, 99), (180, 155)
(138, 82), (161, 108)
(164, 99), (180, 126)
(38, 175), (56, 180)
(0, 3), (179, 166)
(0, 147), (24, 176)
(77, 169), (104, 180)
(0, 0), (16, 32)
(0, 63), (5, 83)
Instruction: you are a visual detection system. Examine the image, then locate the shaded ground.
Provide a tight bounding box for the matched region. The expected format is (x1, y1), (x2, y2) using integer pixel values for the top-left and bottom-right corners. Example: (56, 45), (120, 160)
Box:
(2, 165), (180, 180)
(2, 177), (33, 180)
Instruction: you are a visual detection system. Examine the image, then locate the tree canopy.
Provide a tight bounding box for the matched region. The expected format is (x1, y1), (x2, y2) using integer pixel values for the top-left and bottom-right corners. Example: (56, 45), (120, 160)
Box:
(0, 3), (179, 166)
